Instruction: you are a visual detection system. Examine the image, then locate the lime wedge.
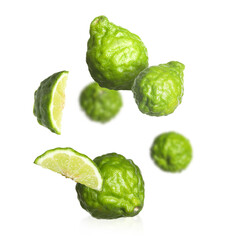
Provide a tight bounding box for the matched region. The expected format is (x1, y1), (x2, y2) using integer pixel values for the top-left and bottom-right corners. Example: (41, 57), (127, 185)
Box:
(34, 148), (103, 191)
(33, 71), (68, 134)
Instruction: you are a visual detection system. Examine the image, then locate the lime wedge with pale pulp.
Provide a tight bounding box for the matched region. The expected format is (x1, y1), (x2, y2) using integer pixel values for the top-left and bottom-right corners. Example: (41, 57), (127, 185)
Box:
(33, 71), (68, 134)
(34, 148), (103, 191)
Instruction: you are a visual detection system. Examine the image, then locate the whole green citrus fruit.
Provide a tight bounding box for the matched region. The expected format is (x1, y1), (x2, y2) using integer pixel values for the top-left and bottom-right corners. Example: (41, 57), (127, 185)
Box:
(150, 132), (192, 172)
(76, 153), (145, 219)
(79, 82), (122, 123)
(86, 16), (148, 90)
(132, 61), (184, 116)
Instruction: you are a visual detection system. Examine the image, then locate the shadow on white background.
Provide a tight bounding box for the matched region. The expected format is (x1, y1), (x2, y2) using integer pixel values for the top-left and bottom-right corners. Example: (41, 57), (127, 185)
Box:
(79, 216), (144, 239)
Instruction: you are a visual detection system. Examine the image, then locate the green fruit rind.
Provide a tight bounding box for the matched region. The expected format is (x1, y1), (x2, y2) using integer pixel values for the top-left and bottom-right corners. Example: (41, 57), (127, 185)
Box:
(80, 82), (122, 123)
(76, 153), (145, 219)
(33, 71), (68, 134)
(86, 16), (148, 90)
(34, 147), (103, 191)
(132, 61), (185, 116)
(150, 132), (192, 172)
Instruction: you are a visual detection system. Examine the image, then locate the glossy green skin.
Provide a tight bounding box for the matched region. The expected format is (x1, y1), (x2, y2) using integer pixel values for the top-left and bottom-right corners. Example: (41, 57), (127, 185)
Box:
(86, 16), (148, 90)
(80, 83), (122, 123)
(132, 61), (185, 116)
(151, 132), (192, 172)
(33, 71), (68, 134)
(76, 153), (144, 219)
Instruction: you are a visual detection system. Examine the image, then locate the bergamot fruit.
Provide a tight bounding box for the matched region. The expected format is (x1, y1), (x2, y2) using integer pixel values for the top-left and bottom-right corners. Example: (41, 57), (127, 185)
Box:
(86, 16), (148, 90)
(76, 153), (144, 219)
(150, 132), (192, 172)
(34, 147), (103, 191)
(132, 61), (184, 116)
(80, 82), (122, 123)
(33, 71), (68, 134)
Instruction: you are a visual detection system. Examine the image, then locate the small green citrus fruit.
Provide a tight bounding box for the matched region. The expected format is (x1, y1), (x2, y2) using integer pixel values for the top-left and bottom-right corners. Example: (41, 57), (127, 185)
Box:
(132, 61), (184, 116)
(86, 16), (148, 90)
(80, 82), (122, 123)
(76, 153), (144, 219)
(150, 132), (192, 172)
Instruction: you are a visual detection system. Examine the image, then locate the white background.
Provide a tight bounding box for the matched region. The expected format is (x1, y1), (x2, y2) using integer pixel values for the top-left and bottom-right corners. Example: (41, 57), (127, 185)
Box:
(1, 0), (225, 239)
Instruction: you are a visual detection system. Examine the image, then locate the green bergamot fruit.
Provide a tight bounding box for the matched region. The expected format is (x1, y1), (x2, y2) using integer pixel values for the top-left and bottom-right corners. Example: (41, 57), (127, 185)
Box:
(86, 16), (148, 90)
(33, 71), (68, 134)
(150, 132), (192, 172)
(80, 82), (122, 123)
(132, 61), (184, 116)
(34, 147), (103, 191)
(76, 153), (144, 219)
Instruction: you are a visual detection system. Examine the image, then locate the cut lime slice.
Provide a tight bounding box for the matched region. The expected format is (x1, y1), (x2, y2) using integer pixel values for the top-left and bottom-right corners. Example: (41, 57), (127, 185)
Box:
(34, 148), (103, 191)
(33, 71), (68, 134)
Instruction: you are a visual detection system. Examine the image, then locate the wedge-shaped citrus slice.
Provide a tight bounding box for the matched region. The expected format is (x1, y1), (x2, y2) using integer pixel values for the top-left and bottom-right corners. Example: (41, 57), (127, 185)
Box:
(34, 148), (103, 191)
(33, 71), (68, 134)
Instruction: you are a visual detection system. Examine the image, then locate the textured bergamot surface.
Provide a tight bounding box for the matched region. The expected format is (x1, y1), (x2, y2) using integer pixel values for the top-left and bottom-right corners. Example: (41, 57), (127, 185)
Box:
(132, 61), (184, 116)
(76, 153), (144, 219)
(80, 82), (122, 123)
(86, 16), (148, 90)
(150, 132), (192, 172)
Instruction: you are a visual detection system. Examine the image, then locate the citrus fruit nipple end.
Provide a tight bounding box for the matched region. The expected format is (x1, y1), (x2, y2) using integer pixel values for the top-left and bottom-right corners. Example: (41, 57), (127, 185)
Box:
(132, 61), (185, 116)
(34, 148), (103, 191)
(86, 16), (148, 90)
(33, 71), (68, 134)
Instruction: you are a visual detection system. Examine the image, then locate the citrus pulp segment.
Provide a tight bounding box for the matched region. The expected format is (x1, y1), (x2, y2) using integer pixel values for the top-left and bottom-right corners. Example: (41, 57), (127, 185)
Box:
(33, 71), (68, 134)
(34, 148), (103, 191)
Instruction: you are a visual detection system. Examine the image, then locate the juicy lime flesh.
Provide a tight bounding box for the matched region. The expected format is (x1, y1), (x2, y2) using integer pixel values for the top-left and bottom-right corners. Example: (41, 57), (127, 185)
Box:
(33, 71), (68, 135)
(35, 148), (102, 191)
(51, 75), (67, 132)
